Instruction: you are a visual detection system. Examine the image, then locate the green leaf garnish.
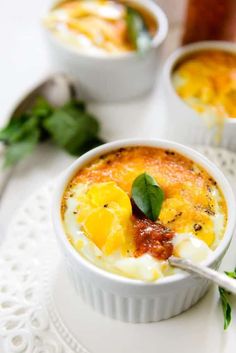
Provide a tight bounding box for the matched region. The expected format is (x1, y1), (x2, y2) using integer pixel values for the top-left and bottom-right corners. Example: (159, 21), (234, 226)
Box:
(219, 267), (236, 330)
(219, 287), (232, 330)
(4, 128), (40, 167)
(131, 173), (164, 221)
(30, 96), (53, 118)
(126, 6), (152, 53)
(43, 106), (100, 155)
(225, 269), (236, 279)
(0, 97), (103, 167)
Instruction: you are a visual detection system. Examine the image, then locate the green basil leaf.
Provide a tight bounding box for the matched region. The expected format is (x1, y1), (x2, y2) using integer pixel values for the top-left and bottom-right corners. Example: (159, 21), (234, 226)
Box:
(218, 268), (236, 330)
(4, 128), (40, 167)
(30, 97), (54, 118)
(225, 268), (236, 279)
(126, 6), (152, 53)
(0, 96), (102, 167)
(0, 115), (28, 143)
(131, 173), (164, 221)
(0, 115), (40, 144)
(219, 287), (232, 330)
(62, 99), (86, 113)
(43, 108), (102, 155)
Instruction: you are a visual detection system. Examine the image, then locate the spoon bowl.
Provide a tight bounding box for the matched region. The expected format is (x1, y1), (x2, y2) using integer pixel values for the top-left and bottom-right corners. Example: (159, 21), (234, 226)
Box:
(0, 73), (76, 197)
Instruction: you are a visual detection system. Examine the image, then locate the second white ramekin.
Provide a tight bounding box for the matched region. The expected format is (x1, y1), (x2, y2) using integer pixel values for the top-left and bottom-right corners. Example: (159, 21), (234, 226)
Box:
(43, 0), (168, 102)
(162, 41), (236, 151)
(52, 139), (236, 323)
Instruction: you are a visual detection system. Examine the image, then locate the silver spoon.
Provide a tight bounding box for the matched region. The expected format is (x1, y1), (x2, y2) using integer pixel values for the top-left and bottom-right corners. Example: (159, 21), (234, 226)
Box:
(0, 73), (76, 198)
(169, 256), (236, 294)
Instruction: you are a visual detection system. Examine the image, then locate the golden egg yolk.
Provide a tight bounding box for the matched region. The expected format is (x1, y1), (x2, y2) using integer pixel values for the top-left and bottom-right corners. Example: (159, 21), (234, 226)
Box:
(76, 182), (133, 255)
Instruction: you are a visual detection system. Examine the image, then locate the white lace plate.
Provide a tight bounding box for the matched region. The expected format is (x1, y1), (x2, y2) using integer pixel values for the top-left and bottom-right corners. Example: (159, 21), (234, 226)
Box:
(1, 146), (236, 353)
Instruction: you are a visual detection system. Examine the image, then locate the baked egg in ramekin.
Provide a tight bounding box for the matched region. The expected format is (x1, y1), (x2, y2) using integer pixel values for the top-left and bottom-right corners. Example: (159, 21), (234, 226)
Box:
(43, 0), (168, 102)
(163, 41), (236, 151)
(52, 139), (236, 322)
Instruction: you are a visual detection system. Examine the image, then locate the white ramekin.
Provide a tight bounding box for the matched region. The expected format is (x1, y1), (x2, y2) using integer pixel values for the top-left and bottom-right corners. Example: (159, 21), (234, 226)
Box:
(52, 139), (236, 323)
(43, 0), (168, 102)
(162, 41), (236, 151)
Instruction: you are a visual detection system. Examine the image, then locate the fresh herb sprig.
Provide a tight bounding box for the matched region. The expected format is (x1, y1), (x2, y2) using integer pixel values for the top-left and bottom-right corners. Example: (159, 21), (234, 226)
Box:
(219, 268), (236, 330)
(126, 6), (152, 53)
(131, 173), (164, 221)
(0, 97), (103, 167)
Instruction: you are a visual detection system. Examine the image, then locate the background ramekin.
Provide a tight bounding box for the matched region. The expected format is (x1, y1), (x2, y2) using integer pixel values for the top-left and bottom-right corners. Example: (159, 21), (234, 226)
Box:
(52, 139), (236, 323)
(162, 41), (236, 151)
(43, 0), (168, 102)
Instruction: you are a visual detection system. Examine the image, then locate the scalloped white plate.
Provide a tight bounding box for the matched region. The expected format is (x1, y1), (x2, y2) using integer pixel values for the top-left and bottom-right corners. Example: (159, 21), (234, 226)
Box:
(1, 146), (236, 353)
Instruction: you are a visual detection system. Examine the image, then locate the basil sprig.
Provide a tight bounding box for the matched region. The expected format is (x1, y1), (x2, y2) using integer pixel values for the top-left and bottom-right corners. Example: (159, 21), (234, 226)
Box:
(0, 98), (103, 167)
(219, 287), (231, 330)
(126, 6), (152, 53)
(219, 268), (236, 330)
(131, 173), (164, 221)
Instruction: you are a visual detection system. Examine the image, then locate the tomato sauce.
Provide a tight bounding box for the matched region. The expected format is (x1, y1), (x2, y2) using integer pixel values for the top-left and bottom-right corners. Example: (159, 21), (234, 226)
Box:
(132, 214), (174, 260)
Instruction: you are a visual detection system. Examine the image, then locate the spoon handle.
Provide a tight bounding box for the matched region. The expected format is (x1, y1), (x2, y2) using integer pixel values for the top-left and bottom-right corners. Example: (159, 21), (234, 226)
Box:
(169, 256), (236, 295)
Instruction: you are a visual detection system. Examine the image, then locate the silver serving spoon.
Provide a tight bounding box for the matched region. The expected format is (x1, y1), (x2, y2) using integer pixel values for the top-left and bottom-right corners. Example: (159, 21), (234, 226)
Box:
(169, 256), (236, 294)
(0, 73), (76, 198)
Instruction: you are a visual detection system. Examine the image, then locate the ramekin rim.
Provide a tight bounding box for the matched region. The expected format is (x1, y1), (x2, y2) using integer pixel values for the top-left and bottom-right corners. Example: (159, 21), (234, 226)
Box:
(43, 0), (168, 61)
(163, 40), (236, 123)
(52, 138), (236, 287)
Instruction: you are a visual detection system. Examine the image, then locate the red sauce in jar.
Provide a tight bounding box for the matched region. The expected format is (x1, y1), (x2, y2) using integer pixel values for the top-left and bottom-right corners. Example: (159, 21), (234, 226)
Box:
(132, 215), (174, 260)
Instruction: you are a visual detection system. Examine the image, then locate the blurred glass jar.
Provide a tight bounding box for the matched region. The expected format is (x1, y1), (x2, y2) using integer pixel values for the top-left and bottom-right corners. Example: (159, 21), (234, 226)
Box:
(182, 0), (236, 44)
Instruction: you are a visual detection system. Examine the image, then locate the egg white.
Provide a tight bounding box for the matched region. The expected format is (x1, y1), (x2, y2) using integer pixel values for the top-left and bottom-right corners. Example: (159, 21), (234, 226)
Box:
(62, 181), (226, 282)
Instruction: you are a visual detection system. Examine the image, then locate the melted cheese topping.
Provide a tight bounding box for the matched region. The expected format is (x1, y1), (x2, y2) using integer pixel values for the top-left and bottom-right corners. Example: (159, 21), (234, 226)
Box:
(62, 147), (227, 281)
(172, 50), (236, 143)
(173, 50), (236, 118)
(44, 0), (156, 54)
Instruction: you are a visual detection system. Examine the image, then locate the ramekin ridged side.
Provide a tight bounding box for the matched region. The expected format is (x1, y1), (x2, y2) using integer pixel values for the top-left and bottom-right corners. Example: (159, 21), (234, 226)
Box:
(162, 41), (236, 151)
(52, 139), (236, 323)
(59, 243), (223, 323)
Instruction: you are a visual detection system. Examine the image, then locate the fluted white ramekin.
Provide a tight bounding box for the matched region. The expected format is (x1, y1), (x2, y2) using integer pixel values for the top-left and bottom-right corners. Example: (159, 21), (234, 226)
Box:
(43, 0), (168, 102)
(163, 41), (236, 151)
(52, 139), (236, 323)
